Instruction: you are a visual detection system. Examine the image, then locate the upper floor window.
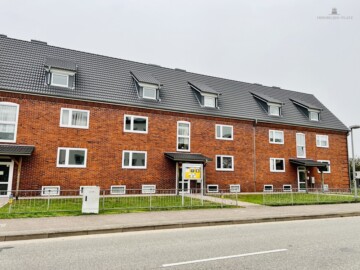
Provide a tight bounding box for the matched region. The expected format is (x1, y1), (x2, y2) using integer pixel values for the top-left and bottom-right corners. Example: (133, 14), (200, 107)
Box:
(0, 102), (19, 143)
(269, 130), (284, 144)
(268, 104), (281, 116)
(57, 147), (87, 168)
(270, 158), (285, 172)
(296, 133), (306, 158)
(316, 135), (329, 148)
(60, 108), (89, 129)
(216, 155), (234, 171)
(177, 121), (190, 151)
(216, 124), (233, 140)
(124, 115), (148, 133)
(204, 96), (216, 108)
(122, 150), (147, 169)
(309, 110), (320, 121)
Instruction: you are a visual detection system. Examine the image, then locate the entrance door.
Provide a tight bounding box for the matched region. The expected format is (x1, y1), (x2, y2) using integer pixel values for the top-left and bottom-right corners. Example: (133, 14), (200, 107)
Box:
(297, 166), (307, 191)
(0, 162), (13, 197)
(178, 180), (190, 194)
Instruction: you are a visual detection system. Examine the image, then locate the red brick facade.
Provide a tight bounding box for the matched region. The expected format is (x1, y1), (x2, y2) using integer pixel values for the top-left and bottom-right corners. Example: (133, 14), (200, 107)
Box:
(0, 91), (349, 192)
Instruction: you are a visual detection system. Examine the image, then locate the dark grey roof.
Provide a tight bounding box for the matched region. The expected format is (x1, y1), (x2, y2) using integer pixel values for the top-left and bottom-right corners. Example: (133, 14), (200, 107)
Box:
(188, 81), (220, 95)
(45, 57), (77, 72)
(290, 98), (322, 111)
(130, 70), (161, 86)
(0, 144), (35, 156)
(0, 36), (348, 132)
(289, 158), (327, 168)
(251, 92), (282, 104)
(165, 152), (212, 162)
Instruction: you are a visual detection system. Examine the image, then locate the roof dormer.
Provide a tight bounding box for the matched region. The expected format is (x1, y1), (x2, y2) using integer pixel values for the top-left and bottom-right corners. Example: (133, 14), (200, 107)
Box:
(130, 70), (162, 101)
(251, 92), (283, 117)
(188, 81), (220, 109)
(45, 58), (77, 89)
(290, 98), (322, 122)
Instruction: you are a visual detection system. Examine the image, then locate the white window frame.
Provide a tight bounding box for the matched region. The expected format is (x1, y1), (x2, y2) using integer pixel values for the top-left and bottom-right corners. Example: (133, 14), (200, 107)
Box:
(263, 185), (274, 192)
(0, 102), (19, 143)
(216, 124), (233, 140)
(229, 184), (241, 193)
(142, 184), (156, 194)
(309, 110), (320, 121)
(51, 72), (69, 88)
(270, 158), (285, 172)
(317, 160), (331, 174)
(110, 185), (126, 195)
(316, 135), (329, 148)
(207, 184), (219, 193)
(177, 121), (191, 152)
(204, 96), (216, 108)
(216, 155), (234, 171)
(269, 130), (284, 144)
(60, 108), (90, 129)
(122, 150), (147, 169)
(268, 104), (281, 116)
(123, 114), (148, 134)
(283, 184), (292, 192)
(142, 87), (157, 100)
(296, 133), (306, 158)
(57, 147), (87, 168)
(41, 186), (60, 196)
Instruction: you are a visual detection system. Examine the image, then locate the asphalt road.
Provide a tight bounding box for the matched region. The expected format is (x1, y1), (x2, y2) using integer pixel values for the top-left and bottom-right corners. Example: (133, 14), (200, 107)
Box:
(1, 217), (360, 270)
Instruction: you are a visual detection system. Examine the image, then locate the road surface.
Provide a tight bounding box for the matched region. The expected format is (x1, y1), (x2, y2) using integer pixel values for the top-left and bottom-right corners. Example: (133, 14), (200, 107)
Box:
(1, 217), (360, 269)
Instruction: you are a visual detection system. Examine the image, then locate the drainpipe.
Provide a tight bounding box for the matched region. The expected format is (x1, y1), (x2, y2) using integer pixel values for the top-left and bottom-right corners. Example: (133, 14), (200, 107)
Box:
(253, 119), (258, 192)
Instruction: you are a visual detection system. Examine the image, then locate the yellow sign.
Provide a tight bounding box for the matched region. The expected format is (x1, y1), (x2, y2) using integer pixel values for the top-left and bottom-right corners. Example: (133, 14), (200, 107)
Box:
(184, 167), (201, 180)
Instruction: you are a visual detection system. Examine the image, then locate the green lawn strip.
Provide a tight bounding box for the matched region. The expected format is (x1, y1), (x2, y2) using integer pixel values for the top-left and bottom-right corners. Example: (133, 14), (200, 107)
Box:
(224, 193), (356, 206)
(0, 195), (235, 219)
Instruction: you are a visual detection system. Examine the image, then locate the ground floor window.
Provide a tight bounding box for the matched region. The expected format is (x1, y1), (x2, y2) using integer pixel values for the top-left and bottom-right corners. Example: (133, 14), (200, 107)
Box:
(270, 158), (285, 172)
(57, 148), (87, 168)
(122, 151), (147, 169)
(317, 160), (331, 173)
(216, 155), (234, 171)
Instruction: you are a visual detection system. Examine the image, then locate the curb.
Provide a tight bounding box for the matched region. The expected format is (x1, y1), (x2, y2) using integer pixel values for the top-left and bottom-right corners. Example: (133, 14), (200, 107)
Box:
(1, 212), (360, 242)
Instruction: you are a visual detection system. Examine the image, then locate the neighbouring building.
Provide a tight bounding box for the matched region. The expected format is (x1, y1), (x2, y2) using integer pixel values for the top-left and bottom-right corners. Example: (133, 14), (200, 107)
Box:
(0, 35), (350, 196)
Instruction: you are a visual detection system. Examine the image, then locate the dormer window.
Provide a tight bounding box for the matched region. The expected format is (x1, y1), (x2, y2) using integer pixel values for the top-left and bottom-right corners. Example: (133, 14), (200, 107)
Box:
(251, 92), (283, 117)
(309, 110), (320, 121)
(130, 71), (162, 101)
(290, 98), (322, 122)
(45, 58), (77, 89)
(188, 81), (220, 109)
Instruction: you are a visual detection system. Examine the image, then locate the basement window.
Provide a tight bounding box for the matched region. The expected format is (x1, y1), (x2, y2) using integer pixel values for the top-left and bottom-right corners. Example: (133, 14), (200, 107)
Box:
(142, 185), (156, 194)
(207, 184), (219, 193)
(41, 186), (60, 196)
(110, 185), (126, 195)
(283, 184), (292, 192)
(263, 185), (274, 192)
(229, 184), (240, 193)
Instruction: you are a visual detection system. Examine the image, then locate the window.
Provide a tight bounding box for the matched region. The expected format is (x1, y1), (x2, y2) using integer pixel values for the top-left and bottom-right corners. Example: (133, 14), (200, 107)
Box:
(51, 72), (69, 88)
(0, 102), (19, 143)
(263, 185), (273, 192)
(283, 184), (292, 192)
(110, 185), (126, 195)
(57, 148), (87, 168)
(316, 135), (329, 148)
(216, 155), (234, 171)
(122, 151), (147, 169)
(216, 125), (233, 140)
(177, 121), (190, 151)
(296, 133), (306, 158)
(317, 160), (331, 173)
(41, 186), (60, 196)
(142, 185), (156, 194)
(60, 108), (89, 129)
(143, 87), (157, 100)
(207, 184), (219, 193)
(269, 130), (284, 144)
(269, 104), (281, 116)
(204, 96), (216, 108)
(309, 111), (319, 121)
(270, 158), (285, 172)
(230, 184), (240, 193)
(124, 115), (148, 133)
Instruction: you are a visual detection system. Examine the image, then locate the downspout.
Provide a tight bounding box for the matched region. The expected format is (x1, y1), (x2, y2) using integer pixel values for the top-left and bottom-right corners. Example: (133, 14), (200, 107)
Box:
(253, 119), (258, 192)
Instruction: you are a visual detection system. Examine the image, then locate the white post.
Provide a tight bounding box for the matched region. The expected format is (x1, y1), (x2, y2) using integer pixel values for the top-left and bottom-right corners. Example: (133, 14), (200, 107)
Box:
(181, 179), (185, 207)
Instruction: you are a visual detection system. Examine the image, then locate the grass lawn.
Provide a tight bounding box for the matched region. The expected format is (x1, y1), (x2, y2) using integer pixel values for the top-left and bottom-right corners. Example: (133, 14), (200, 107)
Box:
(0, 195), (234, 219)
(225, 192), (356, 206)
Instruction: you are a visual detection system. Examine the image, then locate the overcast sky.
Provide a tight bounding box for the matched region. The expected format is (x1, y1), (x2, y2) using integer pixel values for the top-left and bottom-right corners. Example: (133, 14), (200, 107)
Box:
(1, 0), (359, 156)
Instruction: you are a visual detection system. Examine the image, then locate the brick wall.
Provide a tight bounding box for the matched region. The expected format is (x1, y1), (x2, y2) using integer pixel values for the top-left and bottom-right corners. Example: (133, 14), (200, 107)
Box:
(0, 91), (349, 192)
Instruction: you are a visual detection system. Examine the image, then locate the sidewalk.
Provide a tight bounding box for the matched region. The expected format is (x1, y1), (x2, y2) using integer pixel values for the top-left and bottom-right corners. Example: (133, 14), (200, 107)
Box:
(1, 203), (360, 242)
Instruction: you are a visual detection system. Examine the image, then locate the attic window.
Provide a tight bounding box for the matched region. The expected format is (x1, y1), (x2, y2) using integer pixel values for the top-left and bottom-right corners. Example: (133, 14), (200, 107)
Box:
(130, 71), (162, 101)
(143, 87), (157, 100)
(51, 72), (69, 88)
(309, 110), (320, 121)
(204, 96), (216, 108)
(188, 81), (220, 109)
(269, 104), (281, 116)
(290, 99), (322, 122)
(45, 58), (77, 89)
(251, 92), (283, 117)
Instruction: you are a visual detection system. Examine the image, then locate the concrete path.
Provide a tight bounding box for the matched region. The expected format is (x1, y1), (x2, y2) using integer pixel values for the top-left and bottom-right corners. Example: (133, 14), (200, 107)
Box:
(1, 203), (360, 241)
(187, 194), (263, 208)
(0, 198), (8, 208)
